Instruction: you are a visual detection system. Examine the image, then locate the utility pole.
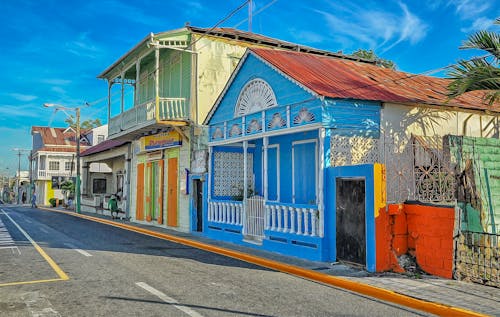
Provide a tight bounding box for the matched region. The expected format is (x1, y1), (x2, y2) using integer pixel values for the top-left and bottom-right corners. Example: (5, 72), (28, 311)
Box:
(12, 148), (31, 204)
(75, 107), (81, 214)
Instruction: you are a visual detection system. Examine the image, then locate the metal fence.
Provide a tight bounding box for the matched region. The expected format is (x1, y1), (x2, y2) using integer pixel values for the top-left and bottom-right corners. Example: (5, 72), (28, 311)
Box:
(454, 230), (499, 287)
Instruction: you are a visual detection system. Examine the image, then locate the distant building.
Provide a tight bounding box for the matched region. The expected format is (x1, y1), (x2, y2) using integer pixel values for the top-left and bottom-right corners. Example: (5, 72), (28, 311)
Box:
(30, 126), (101, 206)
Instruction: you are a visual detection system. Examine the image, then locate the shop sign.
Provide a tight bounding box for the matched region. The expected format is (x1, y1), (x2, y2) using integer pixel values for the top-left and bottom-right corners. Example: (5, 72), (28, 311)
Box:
(142, 131), (181, 151)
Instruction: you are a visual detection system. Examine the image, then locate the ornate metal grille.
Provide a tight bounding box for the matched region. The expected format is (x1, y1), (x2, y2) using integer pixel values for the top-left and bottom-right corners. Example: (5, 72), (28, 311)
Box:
(412, 136), (456, 203)
(382, 135), (455, 204)
(213, 151), (253, 197)
(330, 135), (379, 167)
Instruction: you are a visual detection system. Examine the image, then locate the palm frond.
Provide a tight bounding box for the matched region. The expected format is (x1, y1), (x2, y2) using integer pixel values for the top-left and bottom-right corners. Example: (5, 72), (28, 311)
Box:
(461, 30), (500, 60)
(447, 58), (500, 105)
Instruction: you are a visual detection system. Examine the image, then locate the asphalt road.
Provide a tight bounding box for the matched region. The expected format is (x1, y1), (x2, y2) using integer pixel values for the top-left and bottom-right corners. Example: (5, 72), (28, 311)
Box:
(0, 205), (432, 317)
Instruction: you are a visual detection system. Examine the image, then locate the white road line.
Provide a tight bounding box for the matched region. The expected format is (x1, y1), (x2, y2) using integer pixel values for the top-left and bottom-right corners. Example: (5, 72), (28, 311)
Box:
(63, 243), (92, 257)
(40, 228), (49, 234)
(0, 210), (20, 254)
(136, 282), (204, 317)
(23, 291), (61, 317)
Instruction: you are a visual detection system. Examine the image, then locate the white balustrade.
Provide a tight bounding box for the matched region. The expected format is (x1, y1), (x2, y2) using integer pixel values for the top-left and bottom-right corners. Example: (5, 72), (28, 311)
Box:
(264, 204), (320, 237)
(208, 201), (242, 226)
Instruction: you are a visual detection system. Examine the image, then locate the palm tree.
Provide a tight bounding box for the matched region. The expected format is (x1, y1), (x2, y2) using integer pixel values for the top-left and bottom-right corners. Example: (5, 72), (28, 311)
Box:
(447, 18), (500, 105)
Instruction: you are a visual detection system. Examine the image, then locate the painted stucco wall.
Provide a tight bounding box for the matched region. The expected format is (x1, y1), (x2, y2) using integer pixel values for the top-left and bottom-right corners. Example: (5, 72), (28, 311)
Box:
(195, 36), (248, 125)
(381, 103), (499, 142)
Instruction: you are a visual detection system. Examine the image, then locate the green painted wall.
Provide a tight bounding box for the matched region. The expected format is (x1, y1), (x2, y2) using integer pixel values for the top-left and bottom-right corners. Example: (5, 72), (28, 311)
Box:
(449, 136), (500, 234)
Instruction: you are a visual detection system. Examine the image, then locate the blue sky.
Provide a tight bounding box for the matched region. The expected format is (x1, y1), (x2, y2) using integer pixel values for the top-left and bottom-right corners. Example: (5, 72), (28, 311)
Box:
(0, 0), (498, 172)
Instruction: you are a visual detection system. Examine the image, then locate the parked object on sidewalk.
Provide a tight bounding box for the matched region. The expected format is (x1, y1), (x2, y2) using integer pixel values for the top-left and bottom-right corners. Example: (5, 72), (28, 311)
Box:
(108, 195), (124, 219)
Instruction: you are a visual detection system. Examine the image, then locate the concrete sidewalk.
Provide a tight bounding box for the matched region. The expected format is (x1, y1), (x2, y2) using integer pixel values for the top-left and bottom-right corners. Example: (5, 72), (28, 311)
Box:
(49, 207), (500, 316)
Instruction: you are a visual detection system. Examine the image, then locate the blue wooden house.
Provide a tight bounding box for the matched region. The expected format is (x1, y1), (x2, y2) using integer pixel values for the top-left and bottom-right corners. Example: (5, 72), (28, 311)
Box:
(201, 47), (500, 274)
(202, 48), (385, 270)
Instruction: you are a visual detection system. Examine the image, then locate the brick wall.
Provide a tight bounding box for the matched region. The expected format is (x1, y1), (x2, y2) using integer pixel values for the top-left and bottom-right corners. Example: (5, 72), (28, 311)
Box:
(376, 203), (455, 278)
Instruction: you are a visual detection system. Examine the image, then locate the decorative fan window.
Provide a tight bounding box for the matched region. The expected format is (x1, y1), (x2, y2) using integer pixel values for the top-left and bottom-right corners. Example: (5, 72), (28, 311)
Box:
(235, 78), (277, 117)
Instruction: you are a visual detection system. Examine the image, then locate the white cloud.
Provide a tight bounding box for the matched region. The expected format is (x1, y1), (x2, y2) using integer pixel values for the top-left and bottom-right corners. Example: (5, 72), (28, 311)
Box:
(292, 30), (325, 44)
(65, 32), (101, 58)
(41, 79), (72, 86)
(51, 87), (67, 95)
(87, 0), (166, 27)
(8, 93), (38, 102)
(313, 2), (428, 53)
(450, 0), (490, 20)
(460, 17), (496, 32)
(0, 104), (41, 117)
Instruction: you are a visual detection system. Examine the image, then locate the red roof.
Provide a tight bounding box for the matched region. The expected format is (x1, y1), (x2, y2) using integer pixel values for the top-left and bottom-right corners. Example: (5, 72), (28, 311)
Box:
(81, 139), (128, 157)
(32, 126), (91, 153)
(251, 48), (499, 112)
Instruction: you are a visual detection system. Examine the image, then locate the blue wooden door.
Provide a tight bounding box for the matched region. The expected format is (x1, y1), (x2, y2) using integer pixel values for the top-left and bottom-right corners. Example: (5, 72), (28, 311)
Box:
(267, 146), (278, 201)
(293, 141), (316, 204)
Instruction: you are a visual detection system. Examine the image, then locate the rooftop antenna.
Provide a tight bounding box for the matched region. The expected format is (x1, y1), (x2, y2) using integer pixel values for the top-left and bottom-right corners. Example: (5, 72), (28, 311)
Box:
(248, 0), (252, 32)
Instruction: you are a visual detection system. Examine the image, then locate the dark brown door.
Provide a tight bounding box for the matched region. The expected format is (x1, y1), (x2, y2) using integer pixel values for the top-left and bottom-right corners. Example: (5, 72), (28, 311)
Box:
(336, 178), (366, 265)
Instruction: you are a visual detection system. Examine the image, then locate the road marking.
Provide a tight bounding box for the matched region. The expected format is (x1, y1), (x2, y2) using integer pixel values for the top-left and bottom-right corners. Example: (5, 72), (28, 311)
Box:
(136, 282), (204, 317)
(40, 228), (49, 234)
(43, 207), (488, 317)
(0, 216), (20, 254)
(23, 291), (61, 317)
(0, 209), (69, 285)
(64, 243), (92, 257)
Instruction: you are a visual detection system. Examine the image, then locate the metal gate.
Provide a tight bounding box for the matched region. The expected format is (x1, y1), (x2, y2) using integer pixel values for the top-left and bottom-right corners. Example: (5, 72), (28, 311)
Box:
(244, 196), (265, 244)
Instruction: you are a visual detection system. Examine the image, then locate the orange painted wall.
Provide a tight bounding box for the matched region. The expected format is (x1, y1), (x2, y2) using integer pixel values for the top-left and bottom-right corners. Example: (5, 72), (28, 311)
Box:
(405, 204), (455, 279)
(375, 203), (455, 278)
(375, 204), (405, 273)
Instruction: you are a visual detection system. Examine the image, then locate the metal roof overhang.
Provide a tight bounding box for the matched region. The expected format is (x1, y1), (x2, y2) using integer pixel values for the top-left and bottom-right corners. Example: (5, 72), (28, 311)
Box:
(108, 120), (189, 142)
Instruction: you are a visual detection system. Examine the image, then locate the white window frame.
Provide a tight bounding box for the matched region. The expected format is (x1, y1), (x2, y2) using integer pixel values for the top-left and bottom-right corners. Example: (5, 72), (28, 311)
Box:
(262, 144), (280, 202)
(292, 139), (318, 204)
(49, 161), (60, 171)
(64, 161), (74, 171)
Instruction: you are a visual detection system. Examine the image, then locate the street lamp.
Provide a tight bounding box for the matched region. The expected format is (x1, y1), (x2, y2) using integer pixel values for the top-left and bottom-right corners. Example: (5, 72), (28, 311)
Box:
(43, 103), (81, 214)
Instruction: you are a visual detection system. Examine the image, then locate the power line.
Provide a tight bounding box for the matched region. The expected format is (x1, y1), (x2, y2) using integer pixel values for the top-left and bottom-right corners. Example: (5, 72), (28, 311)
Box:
(233, 0), (278, 29)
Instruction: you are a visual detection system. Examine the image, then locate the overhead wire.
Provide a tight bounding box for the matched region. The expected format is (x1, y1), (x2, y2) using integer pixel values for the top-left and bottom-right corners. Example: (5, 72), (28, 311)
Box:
(77, 2), (497, 120)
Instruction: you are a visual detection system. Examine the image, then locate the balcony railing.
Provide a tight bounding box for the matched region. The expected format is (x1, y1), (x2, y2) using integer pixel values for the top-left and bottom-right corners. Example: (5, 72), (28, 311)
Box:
(109, 97), (188, 137)
(36, 170), (74, 180)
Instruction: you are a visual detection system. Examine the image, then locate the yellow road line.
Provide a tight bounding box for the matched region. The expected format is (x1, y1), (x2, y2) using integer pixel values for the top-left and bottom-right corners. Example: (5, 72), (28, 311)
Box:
(42, 207), (489, 317)
(0, 209), (69, 287)
(0, 278), (65, 287)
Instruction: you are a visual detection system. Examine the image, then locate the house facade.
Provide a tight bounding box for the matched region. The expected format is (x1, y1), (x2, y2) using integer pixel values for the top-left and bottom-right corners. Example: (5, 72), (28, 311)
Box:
(85, 26), (358, 231)
(204, 48), (500, 275)
(31, 126), (91, 206)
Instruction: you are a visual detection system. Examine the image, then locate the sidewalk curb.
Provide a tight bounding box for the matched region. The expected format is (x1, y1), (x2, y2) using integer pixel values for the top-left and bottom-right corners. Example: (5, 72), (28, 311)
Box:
(41, 207), (490, 317)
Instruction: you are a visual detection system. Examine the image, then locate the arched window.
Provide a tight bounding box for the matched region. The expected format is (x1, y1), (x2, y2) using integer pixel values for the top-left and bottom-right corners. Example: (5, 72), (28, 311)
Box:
(235, 78), (277, 117)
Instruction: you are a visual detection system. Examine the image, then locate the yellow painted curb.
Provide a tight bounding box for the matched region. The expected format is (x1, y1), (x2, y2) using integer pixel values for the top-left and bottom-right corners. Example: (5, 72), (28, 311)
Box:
(42, 207), (489, 317)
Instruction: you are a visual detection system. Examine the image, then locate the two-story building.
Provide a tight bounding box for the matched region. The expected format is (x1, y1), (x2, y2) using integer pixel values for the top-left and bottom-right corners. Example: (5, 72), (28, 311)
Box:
(86, 25), (365, 231)
(31, 126), (91, 206)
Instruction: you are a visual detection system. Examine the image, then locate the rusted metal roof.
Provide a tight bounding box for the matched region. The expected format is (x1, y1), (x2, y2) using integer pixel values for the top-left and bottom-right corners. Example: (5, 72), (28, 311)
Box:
(251, 48), (499, 112)
(98, 26), (373, 79)
(31, 126), (91, 149)
(80, 139), (128, 157)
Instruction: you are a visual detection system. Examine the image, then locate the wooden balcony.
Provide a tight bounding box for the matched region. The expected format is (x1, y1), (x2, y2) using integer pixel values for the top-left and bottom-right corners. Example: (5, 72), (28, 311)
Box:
(109, 97), (189, 140)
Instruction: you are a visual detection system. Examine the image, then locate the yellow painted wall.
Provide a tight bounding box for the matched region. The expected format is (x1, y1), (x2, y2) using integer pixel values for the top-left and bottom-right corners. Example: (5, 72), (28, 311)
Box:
(194, 36), (249, 124)
(45, 180), (54, 206)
